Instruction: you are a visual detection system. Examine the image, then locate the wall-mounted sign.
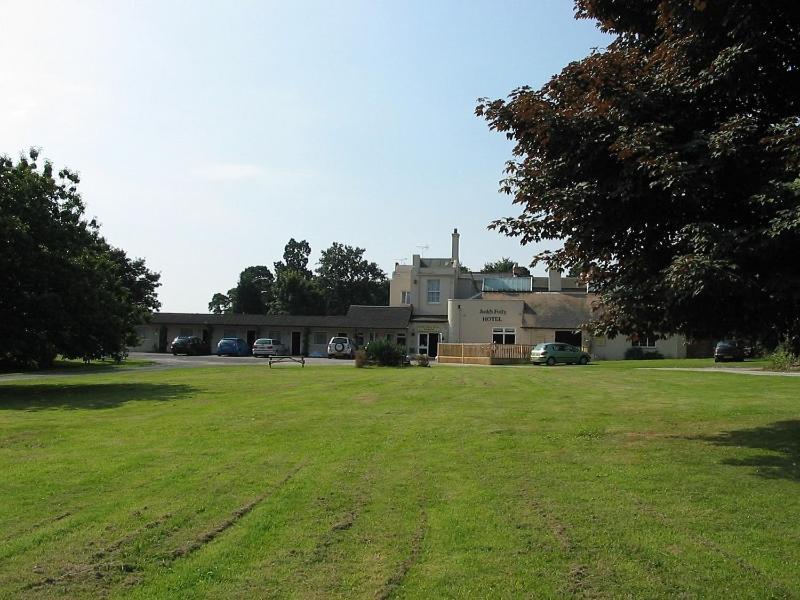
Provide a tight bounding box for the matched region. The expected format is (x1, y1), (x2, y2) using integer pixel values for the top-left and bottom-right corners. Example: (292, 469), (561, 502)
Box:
(416, 325), (441, 333)
(480, 308), (507, 322)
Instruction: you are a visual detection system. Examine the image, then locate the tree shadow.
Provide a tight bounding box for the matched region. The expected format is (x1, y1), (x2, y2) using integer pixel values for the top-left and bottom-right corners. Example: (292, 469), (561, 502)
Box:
(692, 420), (800, 482)
(0, 383), (196, 411)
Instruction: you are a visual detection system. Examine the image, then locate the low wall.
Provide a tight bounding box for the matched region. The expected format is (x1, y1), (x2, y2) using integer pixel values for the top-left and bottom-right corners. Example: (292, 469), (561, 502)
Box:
(438, 343), (533, 365)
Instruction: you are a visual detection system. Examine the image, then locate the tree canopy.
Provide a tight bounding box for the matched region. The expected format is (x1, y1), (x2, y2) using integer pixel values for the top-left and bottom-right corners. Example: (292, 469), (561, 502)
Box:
(209, 240), (388, 316)
(0, 150), (161, 367)
(316, 243), (388, 315)
(481, 258), (517, 273)
(477, 0), (800, 350)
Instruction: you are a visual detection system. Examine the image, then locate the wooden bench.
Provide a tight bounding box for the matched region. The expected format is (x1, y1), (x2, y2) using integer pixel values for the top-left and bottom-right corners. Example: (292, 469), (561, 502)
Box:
(268, 355), (305, 368)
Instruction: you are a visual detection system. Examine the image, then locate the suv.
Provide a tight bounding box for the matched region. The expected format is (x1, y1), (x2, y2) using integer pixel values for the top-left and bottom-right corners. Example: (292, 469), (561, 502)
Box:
(714, 340), (745, 362)
(252, 338), (287, 357)
(327, 336), (356, 359)
(531, 343), (591, 366)
(170, 336), (210, 356)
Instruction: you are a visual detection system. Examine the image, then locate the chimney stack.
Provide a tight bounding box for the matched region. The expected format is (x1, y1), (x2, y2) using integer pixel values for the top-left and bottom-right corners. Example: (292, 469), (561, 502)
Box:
(548, 269), (562, 292)
(451, 228), (460, 265)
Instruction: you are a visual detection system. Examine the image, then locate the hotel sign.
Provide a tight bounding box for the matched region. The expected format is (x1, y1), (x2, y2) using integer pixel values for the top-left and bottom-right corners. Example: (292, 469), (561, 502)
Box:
(480, 308), (507, 322)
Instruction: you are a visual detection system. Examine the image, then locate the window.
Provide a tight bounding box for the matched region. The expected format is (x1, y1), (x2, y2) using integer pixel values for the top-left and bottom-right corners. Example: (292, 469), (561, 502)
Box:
(369, 332), (375, 342)
(397, 333), (406, 347)
(401, 291), (411, 304)
(179, 328), (193, 337)
(632, 335), (657, 348)
(337, 332), (347, 337)
(427, 279), (440, 304)
(312, 332), (328, 345)
(386, 333), (393, 343)
(268, 331), (281, 342)
(223, 329), (236, 338)
(492, 327), (517, 344)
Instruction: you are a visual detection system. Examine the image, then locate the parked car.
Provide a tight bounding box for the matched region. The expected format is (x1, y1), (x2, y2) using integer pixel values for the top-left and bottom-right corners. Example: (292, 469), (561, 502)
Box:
(217, 337), (251, 357)
(714, 340), (745, 362)
(531, 342), (590, 365)
(170, 336), (210, 356)
(252, 338), (287, 357)
(327, 336), (357, 359)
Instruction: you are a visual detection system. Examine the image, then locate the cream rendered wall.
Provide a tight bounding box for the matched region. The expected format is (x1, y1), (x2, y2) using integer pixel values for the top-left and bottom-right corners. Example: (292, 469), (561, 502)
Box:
(389, 267), (413, 306)
(447, 299), (527, 343)
(589, 334), (687, 360)
(418, 273), (455, 315)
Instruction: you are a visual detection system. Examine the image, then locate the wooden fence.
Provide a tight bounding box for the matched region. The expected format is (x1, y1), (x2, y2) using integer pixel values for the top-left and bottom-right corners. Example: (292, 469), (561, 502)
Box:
(438, 343), (534, 365)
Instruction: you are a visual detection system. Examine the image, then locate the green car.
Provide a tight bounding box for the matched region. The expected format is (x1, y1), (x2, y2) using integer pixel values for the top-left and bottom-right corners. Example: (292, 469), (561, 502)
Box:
(530, 343), (591, 365)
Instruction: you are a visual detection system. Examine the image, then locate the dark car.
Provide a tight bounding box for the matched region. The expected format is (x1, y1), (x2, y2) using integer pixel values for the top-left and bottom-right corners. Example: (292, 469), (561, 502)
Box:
(217, 337), (251, 357)
(170, 336), (210, 356)
(714, 340), (745, 362)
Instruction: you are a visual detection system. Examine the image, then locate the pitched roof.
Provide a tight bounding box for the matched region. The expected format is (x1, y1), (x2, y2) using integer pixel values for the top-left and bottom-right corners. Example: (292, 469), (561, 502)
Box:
(148, 306), (412, 330)
(345, 305), (412, 329)
(482, 292), (597, 329)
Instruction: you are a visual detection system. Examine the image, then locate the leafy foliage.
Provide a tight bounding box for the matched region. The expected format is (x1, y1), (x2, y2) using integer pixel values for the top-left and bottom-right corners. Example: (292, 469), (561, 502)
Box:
(269, 270), (326, 315)
(316, 242), (388, 315)
(477, 1), (800, 351)
(273, 238), (312, 279)
(229, 266), (274, 314)
(481, 258), (517, 273)
(208, 293), (231, 315)
(0, 150), (161, 367)
(365, 338), (404, 366)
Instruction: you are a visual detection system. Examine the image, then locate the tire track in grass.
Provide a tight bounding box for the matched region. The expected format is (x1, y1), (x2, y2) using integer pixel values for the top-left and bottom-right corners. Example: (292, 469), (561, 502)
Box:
(374, 498), (428, 600)
(23, 513), (173, 592)
(171, 462), (305, 560)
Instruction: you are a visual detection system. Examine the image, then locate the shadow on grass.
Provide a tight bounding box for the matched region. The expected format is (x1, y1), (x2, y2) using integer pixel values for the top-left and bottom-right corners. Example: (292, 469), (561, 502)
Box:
(0, 383), (196, 411)
(693, 420), (800, 482)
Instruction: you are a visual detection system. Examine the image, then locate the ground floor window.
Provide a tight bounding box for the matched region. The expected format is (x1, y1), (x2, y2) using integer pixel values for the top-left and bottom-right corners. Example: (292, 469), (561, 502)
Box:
(179, 328), (193, 337)
(268, 331), (281, 342)
(223, 329), (236, 338)
(386, 333), (393, 343)
(492, 327), (516, 344)
(312, 332), (327, 345)
(397, 333), (406, 347)
(632, 335), (657, 348)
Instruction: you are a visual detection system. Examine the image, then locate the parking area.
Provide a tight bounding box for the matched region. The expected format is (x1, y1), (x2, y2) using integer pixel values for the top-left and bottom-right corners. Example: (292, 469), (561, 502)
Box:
(130, 352), (354, 368)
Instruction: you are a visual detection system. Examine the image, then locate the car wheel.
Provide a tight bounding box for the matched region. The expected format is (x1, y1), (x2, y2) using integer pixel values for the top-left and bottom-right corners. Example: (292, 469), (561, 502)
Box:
(546, 357), (556, 366)
(579, 356), (589, 365)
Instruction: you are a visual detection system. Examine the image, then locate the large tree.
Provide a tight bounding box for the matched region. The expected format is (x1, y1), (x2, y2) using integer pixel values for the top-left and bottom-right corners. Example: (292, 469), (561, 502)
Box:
(481, 258), (517, 273)
(0, 150), (161, 367)
(316, 243), (388, 315)
(273, 238), (312, 279)
(269, 270), (326, 315)
(229, 266), (274, 314)
(477, 0), (800, 350)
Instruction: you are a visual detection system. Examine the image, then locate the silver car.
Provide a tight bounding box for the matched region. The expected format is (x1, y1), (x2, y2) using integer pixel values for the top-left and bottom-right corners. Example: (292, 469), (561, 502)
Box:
(252, 338), (287, 357)
(327, 336), (356, 359)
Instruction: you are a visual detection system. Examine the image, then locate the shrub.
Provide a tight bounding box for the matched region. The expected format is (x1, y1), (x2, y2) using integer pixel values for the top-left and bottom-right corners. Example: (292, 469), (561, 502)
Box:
(365, 339), (404, 366)
(415, 353), (430, 367)
(768, 344), (798, 372)
(624, 347), (664, 360)
(354, 349), (367, 368)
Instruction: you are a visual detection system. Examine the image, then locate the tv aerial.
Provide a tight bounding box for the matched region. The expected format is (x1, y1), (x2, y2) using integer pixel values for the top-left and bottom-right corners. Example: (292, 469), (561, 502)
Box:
(416, 244), (429, 256)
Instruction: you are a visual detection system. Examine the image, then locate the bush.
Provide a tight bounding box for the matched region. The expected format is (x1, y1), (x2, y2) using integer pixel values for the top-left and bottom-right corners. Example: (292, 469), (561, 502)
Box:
(365, 339), (404, 366)
(415, 353), (430, 367)
(768, 344), (798, 372)
(624, 347), (664, 360)
(354, 349), (368, 368)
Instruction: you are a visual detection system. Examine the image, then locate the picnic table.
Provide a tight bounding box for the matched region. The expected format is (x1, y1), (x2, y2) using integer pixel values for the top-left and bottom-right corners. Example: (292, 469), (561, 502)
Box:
(267, 355), (305, 368)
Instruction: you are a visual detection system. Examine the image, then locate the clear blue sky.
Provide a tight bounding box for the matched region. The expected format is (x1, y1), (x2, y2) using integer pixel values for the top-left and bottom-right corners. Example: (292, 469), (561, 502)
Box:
(1, 1), (610, 312)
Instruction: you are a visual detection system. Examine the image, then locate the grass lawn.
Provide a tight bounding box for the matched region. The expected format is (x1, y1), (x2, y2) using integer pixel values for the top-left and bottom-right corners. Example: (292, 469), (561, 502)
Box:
(0, 361), (798, 598)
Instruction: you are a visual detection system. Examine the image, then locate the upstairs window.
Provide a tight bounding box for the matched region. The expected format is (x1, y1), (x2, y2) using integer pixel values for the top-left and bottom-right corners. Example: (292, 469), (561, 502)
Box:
(427, 279), (440, 304)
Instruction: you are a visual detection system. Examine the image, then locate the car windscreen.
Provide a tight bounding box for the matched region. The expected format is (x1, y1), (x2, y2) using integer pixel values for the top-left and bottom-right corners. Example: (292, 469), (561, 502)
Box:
(255, 339), (271, 345)
(331, 337), (348, 343)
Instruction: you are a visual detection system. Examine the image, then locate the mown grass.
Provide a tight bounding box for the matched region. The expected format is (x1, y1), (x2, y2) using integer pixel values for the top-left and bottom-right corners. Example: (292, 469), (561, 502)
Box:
(0, 362), (798, 598)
